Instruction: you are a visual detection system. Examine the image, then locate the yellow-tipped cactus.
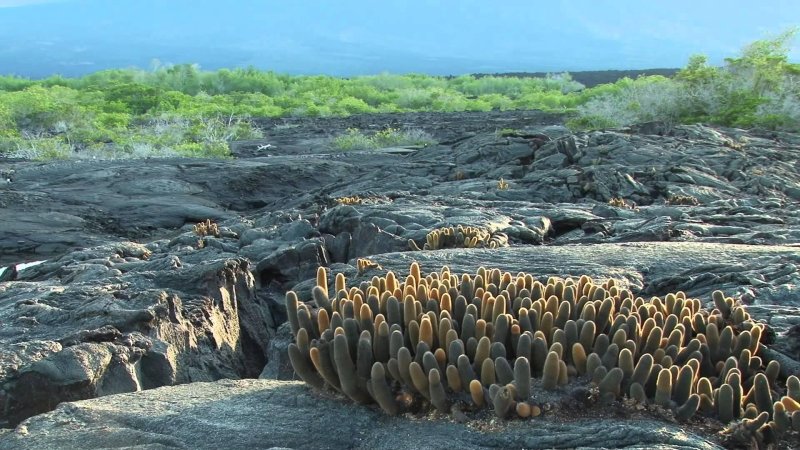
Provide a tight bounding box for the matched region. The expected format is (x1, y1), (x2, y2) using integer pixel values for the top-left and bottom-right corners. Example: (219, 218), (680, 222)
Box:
(599, 367), (624, 402)
(772, 401), (792, 433)
(788, 375), (800, 402)
(369, 363), (399, 415)
(586, 353), (602, 380)
(285, 291), (301, 337)
(630, 382), (647, 403)
(495, 356), (514, 386)
(409, 361), (430, 401)
(446, 364), (462, 392)
(492, 385), (514, 418)
(781, 396), (800, 413)
(753, 373), (774, 417)
(558, 360), (568, 386)
(419, 225), (509, 251)
(675, 394), (700, 421)
(333, 334), (371, 404)
(717, 383), (735, 424)
(673, 365), (694, 406)
(542, 351), (561, 390)
(192, 219), (220, 237)
(513, 357), (531, 400)
(469, 379), (485, 407)
(516, 401), (532, 418)
(428, 369), (450, 413)
(283, 263), (794, 445)
(288, 343), (325, 389)
(572, 343), (587, 375)
(712, 290), (731, 319)
(481, 358), (496, 386)
(356, 258), (382, 274)
(655, 368), (673, 408)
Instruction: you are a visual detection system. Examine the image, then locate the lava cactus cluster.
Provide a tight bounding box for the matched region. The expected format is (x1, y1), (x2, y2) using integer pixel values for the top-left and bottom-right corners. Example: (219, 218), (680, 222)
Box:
(286, 263), (800, 443)
(408, 225), (508, 251)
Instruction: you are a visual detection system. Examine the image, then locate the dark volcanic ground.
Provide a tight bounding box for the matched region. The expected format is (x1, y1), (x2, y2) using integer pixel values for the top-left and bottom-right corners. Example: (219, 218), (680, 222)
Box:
(0, 110), (566, 267)
(0, 110), (799, 449)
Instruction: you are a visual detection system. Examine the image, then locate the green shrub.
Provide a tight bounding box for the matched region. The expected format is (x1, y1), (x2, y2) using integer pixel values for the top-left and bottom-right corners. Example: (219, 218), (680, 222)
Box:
(0, 64), (588, 160)
(571, 76), (685, 129)
(174, 141), (231, 158)
(332, 127), (435, 150)
(104, 83), (162, 114)
(331, 128), (374, 150)
(478, 94), (514, 111)
(565, 115), (617, 131)
(0, 105), (16, 138)
(465, 99), (493, 112)
(7, 137), (73, 160)
(2, 30), (795, 160)
(372, 127), (434, 147)
(334, 96), (374, 115)
(395, 88), (435, 109)
(431, 90), (469, 112)
(572, 28), (800, 131)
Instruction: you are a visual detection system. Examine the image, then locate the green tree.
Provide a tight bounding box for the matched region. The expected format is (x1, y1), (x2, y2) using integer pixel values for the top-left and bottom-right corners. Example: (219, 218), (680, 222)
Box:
(334, 96), (373, 115)
(725, 28), (799, 95)
(573, 28), (800, 131)
(104, 83), (162, 114)
(675, 55), (720, 86)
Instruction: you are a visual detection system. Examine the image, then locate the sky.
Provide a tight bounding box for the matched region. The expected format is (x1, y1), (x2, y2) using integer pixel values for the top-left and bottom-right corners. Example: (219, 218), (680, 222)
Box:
(0, 0), (798, 77)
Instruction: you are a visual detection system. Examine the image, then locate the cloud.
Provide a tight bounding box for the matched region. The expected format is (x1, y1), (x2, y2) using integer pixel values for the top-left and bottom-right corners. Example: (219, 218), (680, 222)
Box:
(0, 0), (65, 7)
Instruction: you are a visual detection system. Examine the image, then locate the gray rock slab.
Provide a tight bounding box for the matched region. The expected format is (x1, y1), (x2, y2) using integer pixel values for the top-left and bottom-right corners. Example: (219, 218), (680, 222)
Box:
(0, 379), (722, 450)
(0, 244), (273, 426)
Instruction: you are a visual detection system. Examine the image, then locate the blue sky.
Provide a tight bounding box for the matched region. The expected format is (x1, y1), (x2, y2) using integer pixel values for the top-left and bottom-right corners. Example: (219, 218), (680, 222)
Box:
(0, 0), (797, 77)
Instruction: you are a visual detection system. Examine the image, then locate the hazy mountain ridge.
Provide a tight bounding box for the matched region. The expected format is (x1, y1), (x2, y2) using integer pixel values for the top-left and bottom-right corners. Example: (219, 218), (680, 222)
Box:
(1, 0), (792, 78)
(0, 38), (681, 81)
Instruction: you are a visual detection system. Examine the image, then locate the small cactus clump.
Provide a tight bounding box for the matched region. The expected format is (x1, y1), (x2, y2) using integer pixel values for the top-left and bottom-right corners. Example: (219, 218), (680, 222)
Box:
(409, 225), (509, 251)
(193, 219), (220, 237)
(667, 194), (700, 206)
(607, 197), (637, 210)
(334, 195), (387, 206)
(356, 258), (382, 275)
(287, 263), (799, 445)
(335, 196), (364, 205)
